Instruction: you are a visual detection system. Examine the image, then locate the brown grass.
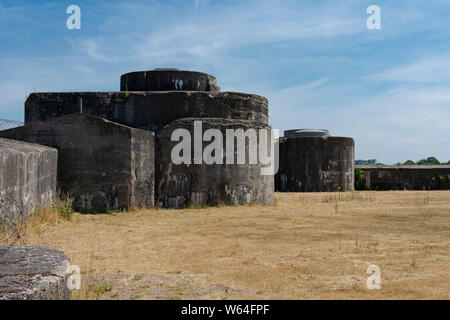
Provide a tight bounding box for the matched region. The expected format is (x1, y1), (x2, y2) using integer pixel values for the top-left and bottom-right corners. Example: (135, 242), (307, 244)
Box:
(24, 191), (450, 300)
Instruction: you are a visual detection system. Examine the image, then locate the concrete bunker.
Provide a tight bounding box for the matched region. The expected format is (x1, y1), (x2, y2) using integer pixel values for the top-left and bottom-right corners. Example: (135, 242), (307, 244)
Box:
(156, 118), (274, 208)
(276, 129), (355, 192)
(0, 113), (155, 213)
(3, 68), (274, 212)
(356, 165), (450, 190)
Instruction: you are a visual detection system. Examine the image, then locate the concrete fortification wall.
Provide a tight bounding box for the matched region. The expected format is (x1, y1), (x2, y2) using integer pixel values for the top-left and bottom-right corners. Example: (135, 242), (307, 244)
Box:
(0, 138), (57, 218)
(356, 165), (450, 190)
(276, 132), (355, 192)
(156, 118), (274, 208)
(25, 91), (268, 132)
(0, 113), (155, 212)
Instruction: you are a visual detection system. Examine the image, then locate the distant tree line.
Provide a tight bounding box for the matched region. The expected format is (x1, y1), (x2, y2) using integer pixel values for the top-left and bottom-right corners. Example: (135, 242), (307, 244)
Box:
(356, 157), (450, 166)
(393, 157), (450, 166)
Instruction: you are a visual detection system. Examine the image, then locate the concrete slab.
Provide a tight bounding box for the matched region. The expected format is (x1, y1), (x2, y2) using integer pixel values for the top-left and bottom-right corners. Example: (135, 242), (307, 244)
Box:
(0, 246), (71, 300)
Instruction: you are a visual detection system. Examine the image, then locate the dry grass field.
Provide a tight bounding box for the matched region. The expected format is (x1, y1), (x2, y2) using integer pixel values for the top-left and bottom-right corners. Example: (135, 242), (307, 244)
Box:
(24, 191), (449, 300)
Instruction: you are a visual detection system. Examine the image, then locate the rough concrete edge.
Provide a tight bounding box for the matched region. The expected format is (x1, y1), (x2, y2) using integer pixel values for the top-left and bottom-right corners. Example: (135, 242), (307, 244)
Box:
(0, 246), (71, 300)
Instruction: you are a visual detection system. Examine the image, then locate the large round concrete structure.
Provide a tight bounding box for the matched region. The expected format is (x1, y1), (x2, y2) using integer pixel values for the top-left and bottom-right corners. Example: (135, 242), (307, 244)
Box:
(25, 91), (268, 132)
(275, 130), (354, 192)
(156, 118), (274, 208)
(120, 69), (220, 92)
(18, 68), (274, 211)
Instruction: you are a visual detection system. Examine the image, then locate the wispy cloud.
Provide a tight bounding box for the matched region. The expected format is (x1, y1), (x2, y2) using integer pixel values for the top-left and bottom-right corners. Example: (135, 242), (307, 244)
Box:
(371, 53), (450, 83)
(72, 0), (364, 64)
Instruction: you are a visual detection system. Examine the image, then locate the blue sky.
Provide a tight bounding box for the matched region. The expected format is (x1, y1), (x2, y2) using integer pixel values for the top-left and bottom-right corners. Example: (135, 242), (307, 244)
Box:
(0, 0), (449, 164)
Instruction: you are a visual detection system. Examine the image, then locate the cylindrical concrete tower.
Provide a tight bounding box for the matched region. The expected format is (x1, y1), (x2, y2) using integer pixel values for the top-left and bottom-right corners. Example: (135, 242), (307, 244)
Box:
(275, 129), (354, 192)
(156, 118), (274, 208)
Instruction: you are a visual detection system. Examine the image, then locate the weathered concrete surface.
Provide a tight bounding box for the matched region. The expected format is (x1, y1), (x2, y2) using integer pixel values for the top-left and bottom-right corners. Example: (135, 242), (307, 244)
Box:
(0, 113), (155, 213)
(0, 246), (70, 300)
(25, 91), (268, 131)
(120, 69), (220, 92)
(156, 118), (274, 208)
(0, 138), (57, 219)
(356, 165), (450, 190)
(275, 136), (355, 192)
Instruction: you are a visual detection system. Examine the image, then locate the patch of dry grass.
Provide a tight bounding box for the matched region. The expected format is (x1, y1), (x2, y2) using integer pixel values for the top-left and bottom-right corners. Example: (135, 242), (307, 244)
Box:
(24, 191), (450, 300)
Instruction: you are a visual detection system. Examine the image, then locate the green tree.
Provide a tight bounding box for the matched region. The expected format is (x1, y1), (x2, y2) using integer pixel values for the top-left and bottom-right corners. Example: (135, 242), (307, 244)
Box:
(439, 175), (447, 189)
(403, 160), (416, 165)
(426, 157), (440, 165)
(417, 157), (440, 165)
(355, 168), (365, 190)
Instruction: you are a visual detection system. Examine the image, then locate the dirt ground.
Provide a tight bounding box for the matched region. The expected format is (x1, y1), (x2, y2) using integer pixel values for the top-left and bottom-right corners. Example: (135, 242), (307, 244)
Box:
(25, 191), (449, 300)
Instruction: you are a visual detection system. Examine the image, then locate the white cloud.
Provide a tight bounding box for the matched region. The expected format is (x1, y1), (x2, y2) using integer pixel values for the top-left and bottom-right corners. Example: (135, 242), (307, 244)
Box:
(371, 53), (450, 83)
(73, 0), (363, 64)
